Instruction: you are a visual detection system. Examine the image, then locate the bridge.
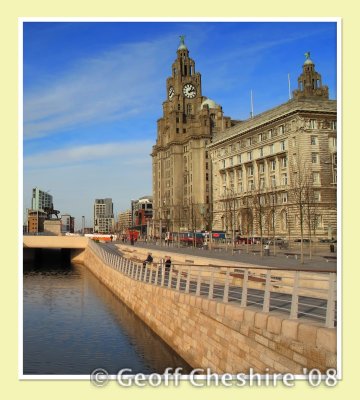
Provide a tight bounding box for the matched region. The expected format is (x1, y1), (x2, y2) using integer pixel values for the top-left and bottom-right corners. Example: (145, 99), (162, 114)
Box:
(23, 235), (337, 374)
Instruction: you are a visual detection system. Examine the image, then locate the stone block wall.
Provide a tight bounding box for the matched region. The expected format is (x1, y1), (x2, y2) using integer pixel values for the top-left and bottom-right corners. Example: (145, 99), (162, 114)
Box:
(83, 246), (336, 374)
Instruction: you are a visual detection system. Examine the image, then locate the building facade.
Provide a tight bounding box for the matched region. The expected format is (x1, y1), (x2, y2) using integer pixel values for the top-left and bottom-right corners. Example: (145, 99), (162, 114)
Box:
(117, 209), (132, 234)
(61, 214), (75, 233)
(31, 187), (53, 211)
(151, 37), (236, 234)
(93, 198), (114, 233)
(131, 196), (153, 228)
(208, 54), (337, 240)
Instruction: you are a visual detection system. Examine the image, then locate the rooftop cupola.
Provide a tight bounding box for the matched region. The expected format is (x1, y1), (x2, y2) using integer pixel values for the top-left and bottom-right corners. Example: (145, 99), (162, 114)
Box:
(293, 52), (329, 100)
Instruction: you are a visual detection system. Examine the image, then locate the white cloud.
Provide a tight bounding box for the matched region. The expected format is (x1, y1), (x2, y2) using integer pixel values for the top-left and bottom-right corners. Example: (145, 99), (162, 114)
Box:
(24, 140), (154, 169)
(24, 37), (175, 139)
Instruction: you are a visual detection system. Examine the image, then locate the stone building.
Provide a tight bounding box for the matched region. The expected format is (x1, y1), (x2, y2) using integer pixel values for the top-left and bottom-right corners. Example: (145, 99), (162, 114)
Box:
(151, 37), (236, 234)
(208, 53), (337, 240)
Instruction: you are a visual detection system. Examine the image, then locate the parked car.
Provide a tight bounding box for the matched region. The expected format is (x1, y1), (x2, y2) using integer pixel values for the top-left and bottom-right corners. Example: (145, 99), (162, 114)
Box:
(267, 238), (285, 245)
(294, 238), (312, 243)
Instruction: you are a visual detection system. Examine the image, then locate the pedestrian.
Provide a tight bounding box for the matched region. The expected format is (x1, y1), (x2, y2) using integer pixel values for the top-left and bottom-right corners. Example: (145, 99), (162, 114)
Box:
(110, 235), (113, 242)
(143, 252), (153, 268)
(165, 256), (171, 271)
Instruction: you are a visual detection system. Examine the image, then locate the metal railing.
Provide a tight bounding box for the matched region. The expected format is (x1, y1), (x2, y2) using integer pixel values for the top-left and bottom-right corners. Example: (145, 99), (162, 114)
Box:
(88, 240), (337, 328)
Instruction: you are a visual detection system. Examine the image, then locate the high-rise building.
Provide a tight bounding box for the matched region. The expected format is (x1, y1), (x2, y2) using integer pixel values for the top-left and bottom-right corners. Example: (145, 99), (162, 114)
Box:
(31, 187), (53, 211)
(93, 198), (114, 233)
(151, 37), (236, 234)
(208, 53), (337, 239)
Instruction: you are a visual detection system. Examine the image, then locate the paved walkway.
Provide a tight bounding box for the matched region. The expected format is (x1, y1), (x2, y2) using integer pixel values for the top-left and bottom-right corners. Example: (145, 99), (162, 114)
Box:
(111, 241), (337, 272)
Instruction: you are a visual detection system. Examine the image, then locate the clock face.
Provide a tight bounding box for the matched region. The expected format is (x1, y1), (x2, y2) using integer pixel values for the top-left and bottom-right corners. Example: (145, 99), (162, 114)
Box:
(183, 83), (196, 99)
(168, 86), (175, 99)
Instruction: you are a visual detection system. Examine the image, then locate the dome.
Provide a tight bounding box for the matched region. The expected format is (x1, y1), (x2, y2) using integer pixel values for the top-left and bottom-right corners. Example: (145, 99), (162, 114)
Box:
(201, 98), (219, 109)
(304, 58), (314, 65)
(178, 43), (188, 51)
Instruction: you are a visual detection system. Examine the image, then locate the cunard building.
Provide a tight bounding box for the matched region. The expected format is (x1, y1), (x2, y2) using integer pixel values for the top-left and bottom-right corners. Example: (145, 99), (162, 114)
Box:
(151, 37), (236, 234)
(208, 53), (337, 241)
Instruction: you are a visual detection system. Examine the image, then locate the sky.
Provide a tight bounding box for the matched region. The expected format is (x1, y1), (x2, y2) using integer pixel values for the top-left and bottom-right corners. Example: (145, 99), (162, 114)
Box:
(23, 20), (337, 230)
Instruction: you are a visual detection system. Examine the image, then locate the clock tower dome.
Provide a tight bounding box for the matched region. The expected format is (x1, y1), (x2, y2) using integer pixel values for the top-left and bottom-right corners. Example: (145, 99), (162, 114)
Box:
(152, 37), (233, 235)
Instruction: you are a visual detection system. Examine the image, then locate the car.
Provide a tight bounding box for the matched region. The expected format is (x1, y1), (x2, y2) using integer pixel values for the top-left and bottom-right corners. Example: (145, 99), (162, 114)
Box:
(267, 238), (285, 245)
(294, 238), (312, 243)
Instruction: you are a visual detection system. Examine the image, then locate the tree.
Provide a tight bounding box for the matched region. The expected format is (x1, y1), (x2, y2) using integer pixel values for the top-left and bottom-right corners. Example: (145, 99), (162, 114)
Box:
(289, 152), (313, 264)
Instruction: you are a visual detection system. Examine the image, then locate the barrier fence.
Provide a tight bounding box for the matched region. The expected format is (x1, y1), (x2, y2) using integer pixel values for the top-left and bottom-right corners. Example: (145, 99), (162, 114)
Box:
(88, 239), (337, 328)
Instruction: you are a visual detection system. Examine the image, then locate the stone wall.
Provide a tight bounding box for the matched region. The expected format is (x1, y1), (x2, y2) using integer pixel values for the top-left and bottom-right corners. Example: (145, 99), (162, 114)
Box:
(83, 245), (336, 374)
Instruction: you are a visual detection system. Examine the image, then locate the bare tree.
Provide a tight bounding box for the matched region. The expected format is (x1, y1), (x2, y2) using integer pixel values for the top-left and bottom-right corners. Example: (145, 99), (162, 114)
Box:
(289, 153), (313, 264)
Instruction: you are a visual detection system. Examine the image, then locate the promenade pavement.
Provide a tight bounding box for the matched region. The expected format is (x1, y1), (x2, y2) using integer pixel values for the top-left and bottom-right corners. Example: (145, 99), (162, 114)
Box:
(111, 241), (337, 272)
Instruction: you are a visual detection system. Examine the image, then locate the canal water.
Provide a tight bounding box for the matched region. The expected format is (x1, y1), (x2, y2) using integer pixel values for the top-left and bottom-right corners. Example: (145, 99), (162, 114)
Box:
(23, 253), (191, 375)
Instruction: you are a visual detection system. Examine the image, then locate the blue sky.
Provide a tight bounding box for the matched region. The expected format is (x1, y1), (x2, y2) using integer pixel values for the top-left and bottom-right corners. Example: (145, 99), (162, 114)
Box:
(23, 20), (337, 229)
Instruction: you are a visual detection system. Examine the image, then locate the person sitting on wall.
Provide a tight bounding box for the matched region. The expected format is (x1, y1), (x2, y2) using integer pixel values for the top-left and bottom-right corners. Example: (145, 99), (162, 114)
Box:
(143, 252), (153, 268)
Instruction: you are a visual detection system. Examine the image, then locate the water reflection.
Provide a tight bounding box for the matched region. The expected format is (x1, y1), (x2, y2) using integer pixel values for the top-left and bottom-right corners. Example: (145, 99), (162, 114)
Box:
(23, 262), (191, 375)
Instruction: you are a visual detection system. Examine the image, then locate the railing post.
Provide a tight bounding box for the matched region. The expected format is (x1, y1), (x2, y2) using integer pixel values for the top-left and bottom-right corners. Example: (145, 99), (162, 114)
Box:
(176, 266), (182, 291)
(144, 264), (148, 282)
(208, 268), (214, 300)
(185, 266), (191, 294)
(167, 266), (173, 288)
(223, 268), (230, 303)
(148, 266), (152, 284)
(196, 268), (202, 296)
(325, 272), (337, 328)
(241, 269), (249, 307)
(155, 263), (159, 285)
(262, 270), (271, 313)
(160, 259), (165, 287)
(290, 271), (300, 319)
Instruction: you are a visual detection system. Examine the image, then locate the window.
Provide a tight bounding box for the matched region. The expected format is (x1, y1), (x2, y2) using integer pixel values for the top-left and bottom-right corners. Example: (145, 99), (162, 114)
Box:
(183, 128), (186, 133)
(238, 168), (243, 179)
(281, 157), (287, 168)
(314, 191), (321, 202)
(186, 104), (192, 115)
(309, 119), (316, 129)
(333, 153), (337, 166)
(238, 154), (242, 164)
(176, 128), (179, 133)
(205, 151), (209, 159)
(271, 176), (276, 187)
(268, 129), (273, 137)
(221, 159), (225, 169)
(280, 141), (286, 151)
(331, 121), (337, 130)
(313, 172), (320, 184)
(229, 157), (234, 167)
(260, 178), (265, 189)
(248, 180), (254, 191)
(279, 125), (284, 134)
(247, 165), (254, 176)
(281, 193), (288, 204)
(259, 147), (264, 157)
(238, 182), (243, 193)
(332, 137), (337, 148)
(247, 151), (252, 161)
(178, 104), (181, 111)
(259, 163), (265, 174)
(281, 173), (288, 185)
(311, 136), (318, 145)
(247, 137), (253, 146)
(206, 173), (209, 181)
(270, 160), (276, 171)
(312, 153), (319, 164)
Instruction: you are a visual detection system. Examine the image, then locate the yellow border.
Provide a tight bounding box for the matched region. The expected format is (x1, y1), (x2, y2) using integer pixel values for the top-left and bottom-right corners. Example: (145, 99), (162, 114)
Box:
(3, 1), (357, 398)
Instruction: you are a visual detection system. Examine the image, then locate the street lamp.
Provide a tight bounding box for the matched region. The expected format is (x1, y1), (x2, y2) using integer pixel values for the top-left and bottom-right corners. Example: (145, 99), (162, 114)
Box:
(82, 216), (85, 235)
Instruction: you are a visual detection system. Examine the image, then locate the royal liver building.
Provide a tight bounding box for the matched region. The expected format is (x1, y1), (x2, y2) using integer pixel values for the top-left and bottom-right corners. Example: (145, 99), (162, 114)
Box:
(151, 37), (236, 235)
(152, 40), (337, 240)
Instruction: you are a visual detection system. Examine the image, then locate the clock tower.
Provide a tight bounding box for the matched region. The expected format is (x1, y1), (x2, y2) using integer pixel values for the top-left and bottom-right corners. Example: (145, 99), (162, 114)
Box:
(152, 37), (234, 235)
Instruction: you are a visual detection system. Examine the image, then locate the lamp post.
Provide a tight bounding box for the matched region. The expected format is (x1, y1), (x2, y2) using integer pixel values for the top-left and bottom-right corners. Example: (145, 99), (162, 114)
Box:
(82, 216), (85, 235)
